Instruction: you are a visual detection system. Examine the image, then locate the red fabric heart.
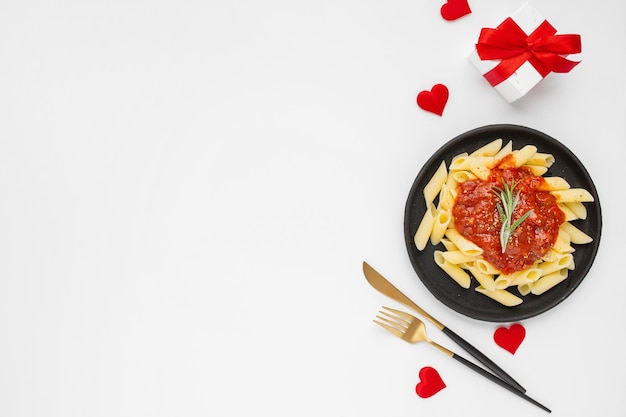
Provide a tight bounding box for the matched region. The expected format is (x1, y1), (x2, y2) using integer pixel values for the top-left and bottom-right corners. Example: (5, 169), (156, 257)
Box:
(440, 0), (472, 21)
(416, 84), (449, 116)
(494, 323), (526, 354)
(415, 366), (446, 398)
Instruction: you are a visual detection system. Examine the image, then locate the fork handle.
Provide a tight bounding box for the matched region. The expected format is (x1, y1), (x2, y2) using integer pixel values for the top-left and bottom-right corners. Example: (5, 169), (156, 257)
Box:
(442, 326), (526, 393)
(452, 354), (551, 413)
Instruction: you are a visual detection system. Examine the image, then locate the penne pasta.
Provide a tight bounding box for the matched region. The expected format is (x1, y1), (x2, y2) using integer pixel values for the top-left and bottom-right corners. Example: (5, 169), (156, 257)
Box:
(439, 238), (458, 252)
(558, 203), (578, 221)
(414, 204), (436, 251)
(494, 273), (514, 290)
(494, 268), (541, 290)
(551, 188), (595, 203)
(560, 221), (593, 244)
(451, 170), (477, 183)
(537, 253), (574, 276)
(509, 268), (542, 286)
(441, 250), (476, 265)
(438, 183), (457, 211)
(434, 251), (471, 288)
(467, 265), (496, 291)
(526, 152), (555, 167)
(423, 161), (448, 207)
(551, 229), (574, 254)
(444, 171), (459, 193)
(469, 158), (492, 181)
(564, 202), (587, 220)
(475, 286), (523, 307)
(517, 283), (532, 296)
(493, 140), (513, 162)
(430, 209), (452, 245)
(511, 145), (538, 167)
(568, 257), (576, 271)
(531, 269), (569, 295)
(541, 250), (559, 262)
(541, 177), (570, 191)
(445, 228), (483, 256)
(470, 138), (503, 157)
(449, 153), (471, 171)
(475, 258), (501, 275)
(523, 165), (548, 176)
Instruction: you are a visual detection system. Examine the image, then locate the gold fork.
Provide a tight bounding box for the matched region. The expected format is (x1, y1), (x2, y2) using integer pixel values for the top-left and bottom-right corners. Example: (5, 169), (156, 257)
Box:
(375, 306), (551, 413)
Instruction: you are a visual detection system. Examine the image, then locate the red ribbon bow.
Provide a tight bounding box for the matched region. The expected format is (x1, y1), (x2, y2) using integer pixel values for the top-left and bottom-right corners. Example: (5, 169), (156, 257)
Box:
(476, 17), (582, 87)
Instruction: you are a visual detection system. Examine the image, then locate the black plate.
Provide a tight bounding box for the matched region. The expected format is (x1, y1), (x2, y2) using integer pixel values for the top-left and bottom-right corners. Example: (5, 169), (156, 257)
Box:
(404, 125), (602, 322)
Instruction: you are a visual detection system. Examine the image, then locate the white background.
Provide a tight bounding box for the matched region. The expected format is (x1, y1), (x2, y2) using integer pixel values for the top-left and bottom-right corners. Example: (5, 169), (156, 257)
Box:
(1, 0), (624, 416)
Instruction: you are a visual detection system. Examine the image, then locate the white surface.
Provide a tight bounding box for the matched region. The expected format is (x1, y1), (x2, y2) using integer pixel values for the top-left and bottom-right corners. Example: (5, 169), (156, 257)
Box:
(0, 0), (624, 416)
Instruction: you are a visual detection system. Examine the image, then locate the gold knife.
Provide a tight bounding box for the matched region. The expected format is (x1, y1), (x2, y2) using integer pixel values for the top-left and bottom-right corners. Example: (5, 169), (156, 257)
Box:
(363, 261), (526, 393)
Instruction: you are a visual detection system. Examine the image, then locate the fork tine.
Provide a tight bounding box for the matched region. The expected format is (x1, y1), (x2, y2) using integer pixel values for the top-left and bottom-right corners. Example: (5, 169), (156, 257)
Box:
(382, 306), (415, 322)
(373, 319), (405, 338)
(378, 309), (411, 327)
(379, 306), (412, 329)
(375, 314), (408, 331)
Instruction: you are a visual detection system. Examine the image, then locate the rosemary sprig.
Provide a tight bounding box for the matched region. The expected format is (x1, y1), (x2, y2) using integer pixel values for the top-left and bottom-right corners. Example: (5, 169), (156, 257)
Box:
(493, 179), (533, 253)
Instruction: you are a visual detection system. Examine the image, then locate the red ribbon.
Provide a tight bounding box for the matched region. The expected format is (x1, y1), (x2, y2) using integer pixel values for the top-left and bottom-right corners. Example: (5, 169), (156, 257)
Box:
(476, 18), (582, 87)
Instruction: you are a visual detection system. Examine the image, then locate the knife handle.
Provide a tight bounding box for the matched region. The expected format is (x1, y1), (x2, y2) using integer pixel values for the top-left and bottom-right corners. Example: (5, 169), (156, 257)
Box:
(442, 326), (526, 393)
(451, 354), (550, 413)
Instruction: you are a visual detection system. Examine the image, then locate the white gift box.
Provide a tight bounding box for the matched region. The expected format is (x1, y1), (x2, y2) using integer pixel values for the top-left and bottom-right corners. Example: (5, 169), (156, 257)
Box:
(468, 2), (579, 103)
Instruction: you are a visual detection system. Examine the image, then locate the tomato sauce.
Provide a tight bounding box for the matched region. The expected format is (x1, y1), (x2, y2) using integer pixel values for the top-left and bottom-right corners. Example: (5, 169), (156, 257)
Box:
(452, 161), (565, 275)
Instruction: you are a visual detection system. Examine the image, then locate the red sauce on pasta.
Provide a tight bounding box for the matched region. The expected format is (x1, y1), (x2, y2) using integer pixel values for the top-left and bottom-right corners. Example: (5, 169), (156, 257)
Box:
(452, 160), (565, 274)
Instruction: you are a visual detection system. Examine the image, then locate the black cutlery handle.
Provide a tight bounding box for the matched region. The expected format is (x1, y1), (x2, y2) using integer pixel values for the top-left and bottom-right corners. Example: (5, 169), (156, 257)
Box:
(442, 326), (526, 393)
(452, 354), (551, 413)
